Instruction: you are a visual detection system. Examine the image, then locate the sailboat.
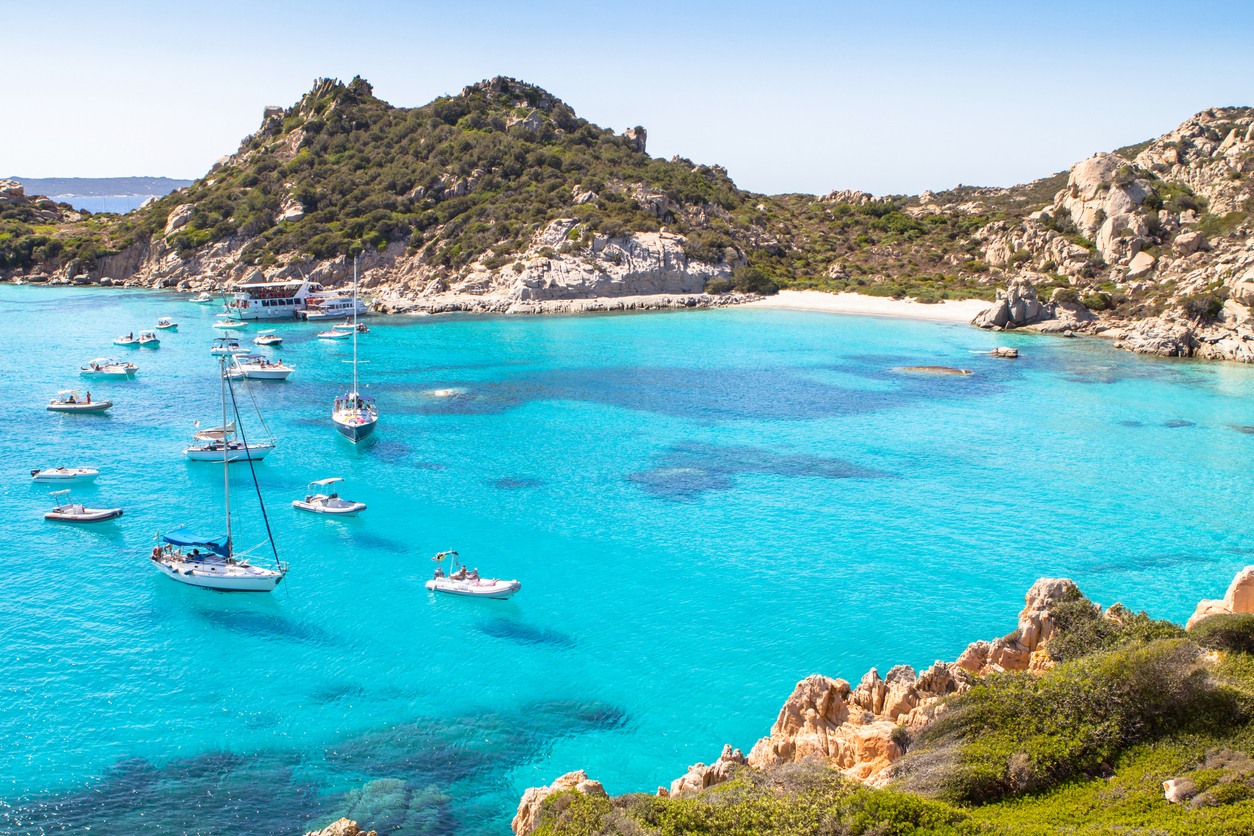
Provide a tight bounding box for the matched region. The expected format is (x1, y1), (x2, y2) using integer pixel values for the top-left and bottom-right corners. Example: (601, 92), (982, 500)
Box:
(331, 256), (378, 442)
(151, 356), (287, 592)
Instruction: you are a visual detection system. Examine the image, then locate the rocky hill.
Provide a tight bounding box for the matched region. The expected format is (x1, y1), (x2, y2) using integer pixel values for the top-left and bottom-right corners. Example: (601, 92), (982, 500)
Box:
(2, 79), (1253, 359)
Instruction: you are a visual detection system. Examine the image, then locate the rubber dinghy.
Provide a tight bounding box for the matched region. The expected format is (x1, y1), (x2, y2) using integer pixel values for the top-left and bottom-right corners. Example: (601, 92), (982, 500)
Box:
(44, 489), (122, 522)
(425, 550), (521, 600)
(292, 477), (366, 516)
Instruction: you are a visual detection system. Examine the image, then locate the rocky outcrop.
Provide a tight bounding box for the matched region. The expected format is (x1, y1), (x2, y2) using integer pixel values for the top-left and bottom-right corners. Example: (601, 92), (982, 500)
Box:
(665, 744), (747, 798)
(512, 770), (607, 836)
(971, 277), (1052, 329)
(302, 819), (376, 836)
(1187, 565), (1254, 629)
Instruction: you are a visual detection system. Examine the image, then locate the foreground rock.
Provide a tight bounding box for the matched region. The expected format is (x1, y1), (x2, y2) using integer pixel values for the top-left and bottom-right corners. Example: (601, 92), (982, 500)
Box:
(1186, 565), (1254, 629)
(302, 819), (376, 836)
(513, 770), (607, 835)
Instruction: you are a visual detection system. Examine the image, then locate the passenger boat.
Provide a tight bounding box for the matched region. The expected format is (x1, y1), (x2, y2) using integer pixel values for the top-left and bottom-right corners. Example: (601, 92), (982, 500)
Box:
(331, 258), (378, 443)
(156, 317), (178, 330)
(292, 477), (366, 516)
(425, 551), (521, 599)
(47, 390), (111, 413)
(226, 279), (326, 320)
(80, 357), (137, 378)
(213, 314), (249, 330)
(153, 356), (288, 592)
(44, 489), (122, 522)
(31, 466), (100, 483)
(253, 330), (283, 346)
(227, 354), (293, 380)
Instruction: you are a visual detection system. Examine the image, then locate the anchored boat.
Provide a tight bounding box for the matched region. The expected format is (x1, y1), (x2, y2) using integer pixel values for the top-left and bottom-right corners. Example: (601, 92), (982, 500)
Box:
(292, 477), (366, 516)
(331, 257), (378, 443)
(80, 357), (137, 379)
(47, 390), (111, 413)
(44, 489), (122, 522)
(31, 466), (100, 483)
(425, 551), (521, 600)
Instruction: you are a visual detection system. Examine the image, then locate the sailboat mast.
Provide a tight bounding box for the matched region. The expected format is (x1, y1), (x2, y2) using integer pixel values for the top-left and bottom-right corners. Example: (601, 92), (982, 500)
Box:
(351, 255), (359, 395)
(220, 356), (232, 551)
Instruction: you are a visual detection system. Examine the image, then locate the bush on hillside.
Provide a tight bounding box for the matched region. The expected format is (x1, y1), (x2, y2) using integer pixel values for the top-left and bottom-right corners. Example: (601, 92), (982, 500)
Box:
(1192, 613), (1254, 656)
(730, 265), (778, 295)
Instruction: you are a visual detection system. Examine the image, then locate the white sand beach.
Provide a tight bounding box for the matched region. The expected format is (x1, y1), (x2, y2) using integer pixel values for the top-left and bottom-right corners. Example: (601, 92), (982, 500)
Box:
(745, 290), (991, 323)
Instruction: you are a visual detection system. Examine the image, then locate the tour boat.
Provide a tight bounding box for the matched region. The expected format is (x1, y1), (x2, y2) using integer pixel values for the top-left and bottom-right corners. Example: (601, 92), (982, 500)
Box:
(210, 337), (246, 356)
(425, 551), (521, 600)
(253, 330), (283, 346)
(213, 314), (249, 330)
(190, 291), (217, 304)
(47, 390), (111, 413)
(331, 258), (378, 443)
(152, 356), (287, 592)
(317, 328), (351, 340)
(80, 358), (137, 378)
(292, 477), (366, 516)
(156, 317), (178, 330)
(44, 489), (122, 522)
(136, 330), (160, 346)
(31, 466), (100, 483)
(227, 354), (293, 381)
(227, 279), (327, 320)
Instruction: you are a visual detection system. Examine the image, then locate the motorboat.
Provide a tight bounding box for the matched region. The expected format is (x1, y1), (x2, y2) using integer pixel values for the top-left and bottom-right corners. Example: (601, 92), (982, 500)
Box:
(152, 355), (287, 592)
(292, 477), (366, 515)
(31, 466), (100, 483)
(47, 390), (111, 413)
(331, 257), (379, 443)
(156, 317), (178, 330)
(300, 290), (369, 320)
(149, 529), (285, 591)
(136, 330), (160, 347)
(425, 551), (521, 600)
(317, 328), (351, 340)
(114, 332), (139, 346)
(227, 353), (293, 381)
(80, 357), (137, 378)
(332, 320), (369, 333)
(210, 337), (245, 356)
(253, 330), (283, 346)
(44, 489), (122, 522)
(213, 314), (249, 330)
(184, 438), (275, 462)
(190, 291), (217, 304)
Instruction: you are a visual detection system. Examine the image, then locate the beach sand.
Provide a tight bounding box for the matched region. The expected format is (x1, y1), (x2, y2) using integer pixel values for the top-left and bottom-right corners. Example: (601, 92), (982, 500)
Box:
(744, 290), (991, 323)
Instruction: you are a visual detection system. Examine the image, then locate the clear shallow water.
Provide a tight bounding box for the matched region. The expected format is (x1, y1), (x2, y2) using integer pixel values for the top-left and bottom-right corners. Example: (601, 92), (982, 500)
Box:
(2, 286), (1253, 834)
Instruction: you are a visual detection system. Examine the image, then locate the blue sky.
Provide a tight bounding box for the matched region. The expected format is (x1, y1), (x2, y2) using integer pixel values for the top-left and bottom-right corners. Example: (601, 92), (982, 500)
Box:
(3, 0), (1252, 195)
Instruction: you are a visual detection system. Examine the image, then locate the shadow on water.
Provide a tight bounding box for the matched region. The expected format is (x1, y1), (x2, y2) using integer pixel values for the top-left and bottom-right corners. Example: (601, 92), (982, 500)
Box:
(1163, 419), (1195, 428)
(490, 477), (544, 490)
(477, 617), (575, 649)
(627, 440), (893, 500)
(1231, 425), (1254, 435)
(190, 607), (336, 646)
(2, 698), (628, 836)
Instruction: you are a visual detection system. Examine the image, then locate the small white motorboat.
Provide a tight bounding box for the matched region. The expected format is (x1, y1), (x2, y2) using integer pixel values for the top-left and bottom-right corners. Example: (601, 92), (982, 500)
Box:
(227, 354), (293, 380)
(156, 317), (178, 330)
(210, 337), (246, 356)
(114, 332), (139, 346)
(317, 328), (351, 340)
(80, 357), (137, 378)
(44, 489), (122, 522)
(47, 390), (111, 413)
(190, 292), (217, 304)
(332, 320), (369, 333)
(136, 330), (160, 347)
(425, 551), (521, 600)
(292, 477), (366, 516)
(253, 330), (283, 346)
(213, 314), (249, 330)
(31, 466), (100, 483)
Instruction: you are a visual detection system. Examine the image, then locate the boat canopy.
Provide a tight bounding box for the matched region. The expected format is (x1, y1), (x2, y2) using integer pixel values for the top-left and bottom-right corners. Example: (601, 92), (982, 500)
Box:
(87, 357), (119, 365)
(310, 477), (344, 486)
(163, 528), (230, 557)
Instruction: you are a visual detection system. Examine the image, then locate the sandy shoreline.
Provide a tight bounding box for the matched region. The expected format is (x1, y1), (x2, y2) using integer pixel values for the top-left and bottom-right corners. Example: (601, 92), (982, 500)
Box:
(744, 290), (990, 322)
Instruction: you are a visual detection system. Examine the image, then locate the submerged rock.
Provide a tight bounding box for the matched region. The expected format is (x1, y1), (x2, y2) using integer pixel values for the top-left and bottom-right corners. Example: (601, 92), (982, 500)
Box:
(302, 819), (377, 836)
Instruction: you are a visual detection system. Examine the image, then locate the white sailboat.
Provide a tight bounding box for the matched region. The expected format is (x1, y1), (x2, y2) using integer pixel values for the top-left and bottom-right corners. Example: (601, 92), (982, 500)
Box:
(152, 356), (287, 592)
(331, 256), (378, 443)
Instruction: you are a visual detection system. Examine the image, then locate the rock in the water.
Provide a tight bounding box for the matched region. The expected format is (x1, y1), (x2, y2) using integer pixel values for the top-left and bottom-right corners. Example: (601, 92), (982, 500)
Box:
(513, 770), (607, 836)
(990, 346), (1019, 358)
(302, 819), (376, 836)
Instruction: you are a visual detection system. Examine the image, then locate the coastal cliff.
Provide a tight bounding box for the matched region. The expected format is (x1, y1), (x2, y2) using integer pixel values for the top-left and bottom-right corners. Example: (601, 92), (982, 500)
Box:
(3, 78), (1254, 361)
(513, 568), (1254, 836)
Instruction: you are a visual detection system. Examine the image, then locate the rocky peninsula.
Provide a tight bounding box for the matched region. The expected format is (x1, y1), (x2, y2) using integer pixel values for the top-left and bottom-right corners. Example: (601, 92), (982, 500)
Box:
(511, 567), (1254, 836)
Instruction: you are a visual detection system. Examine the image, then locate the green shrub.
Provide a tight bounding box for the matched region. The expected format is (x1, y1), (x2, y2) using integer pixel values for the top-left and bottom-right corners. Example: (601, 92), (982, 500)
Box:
(1192, 613), (1254, 655)
(730, 265), (778, 295)
(1181, 293), (1224, 320)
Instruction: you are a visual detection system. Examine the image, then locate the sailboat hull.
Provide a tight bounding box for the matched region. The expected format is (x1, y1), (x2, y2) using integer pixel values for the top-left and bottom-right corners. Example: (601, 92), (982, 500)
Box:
(334, 416), (376, 442)
(151, 558), (284, 591)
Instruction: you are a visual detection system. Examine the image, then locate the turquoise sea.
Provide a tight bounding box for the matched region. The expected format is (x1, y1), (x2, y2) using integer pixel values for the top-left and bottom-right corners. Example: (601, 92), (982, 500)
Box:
(2, 285), (1252, 835)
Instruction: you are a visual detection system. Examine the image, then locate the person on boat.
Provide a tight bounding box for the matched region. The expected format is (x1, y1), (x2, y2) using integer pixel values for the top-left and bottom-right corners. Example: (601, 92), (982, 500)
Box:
(433, 566), (445, 579)
(468, 568), (480, 580)
(86, 392), (91, 404)
(452, 564), (468, 580)
(66, 394), (76, 404)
